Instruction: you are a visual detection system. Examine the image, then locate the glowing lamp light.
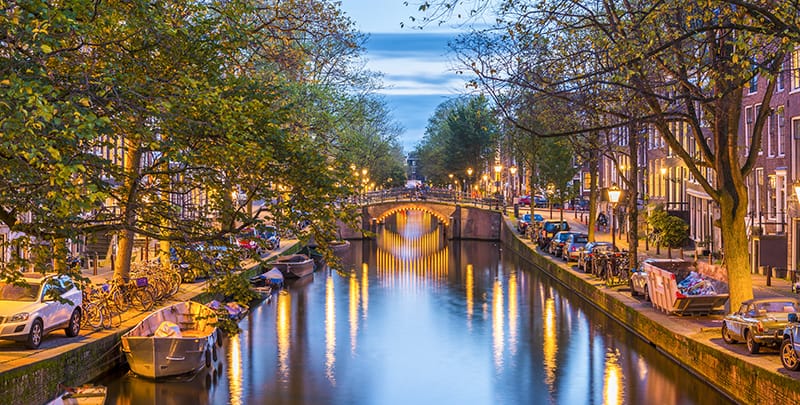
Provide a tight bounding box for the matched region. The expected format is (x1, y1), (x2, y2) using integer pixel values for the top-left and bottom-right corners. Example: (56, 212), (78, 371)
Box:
(794, 179), (800, 202)
(608, 184), (621, 205)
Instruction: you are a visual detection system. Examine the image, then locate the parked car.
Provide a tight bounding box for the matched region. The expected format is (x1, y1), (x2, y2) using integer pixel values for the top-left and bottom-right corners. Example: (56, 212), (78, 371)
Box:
(259, 225), (281, 250)
(780, 313), (800, 370)
(721, 297), (800, 354)
(234, 225), (279, 257)
(518, 195), (531, 206)
(576, 241), (616, 273)
(561, 233), (589, 261)
(536, 220), (570, 250)
(517, 213), (532, 234)
(0, 273), (82, 349)
(533, 195), (549, 208)
(548, 231), (576, 257)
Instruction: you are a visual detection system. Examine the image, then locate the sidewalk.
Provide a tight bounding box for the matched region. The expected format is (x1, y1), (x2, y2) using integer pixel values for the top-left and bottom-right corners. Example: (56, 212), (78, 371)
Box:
(515, 206), (797, 299)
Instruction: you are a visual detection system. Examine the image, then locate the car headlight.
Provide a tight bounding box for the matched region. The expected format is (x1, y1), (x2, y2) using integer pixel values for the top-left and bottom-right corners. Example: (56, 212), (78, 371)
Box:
(9, 313), (30, 322)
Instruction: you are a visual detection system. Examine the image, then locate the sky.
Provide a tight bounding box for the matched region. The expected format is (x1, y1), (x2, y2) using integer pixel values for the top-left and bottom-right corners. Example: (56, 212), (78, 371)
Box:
(338, 1), (473, 152)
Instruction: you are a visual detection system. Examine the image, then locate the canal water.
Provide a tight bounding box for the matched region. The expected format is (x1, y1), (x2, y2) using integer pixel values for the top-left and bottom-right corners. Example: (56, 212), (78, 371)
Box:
(98, 210), (733, 404)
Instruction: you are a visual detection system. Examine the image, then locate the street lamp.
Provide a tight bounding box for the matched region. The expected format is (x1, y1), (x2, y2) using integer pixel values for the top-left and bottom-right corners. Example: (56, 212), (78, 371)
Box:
(608, 183), (622, 250)
(482, 173), (489, 196)
(494, 164), (503, 209)
(467, 167), (473, 197)
(793, 179), (800, 202)
(509, 166), (517, 200)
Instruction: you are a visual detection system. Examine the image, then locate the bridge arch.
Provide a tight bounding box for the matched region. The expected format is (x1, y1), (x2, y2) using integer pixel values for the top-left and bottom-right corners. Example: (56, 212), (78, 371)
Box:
(372, 202), (452, 226)
(336, 199), (503, 241)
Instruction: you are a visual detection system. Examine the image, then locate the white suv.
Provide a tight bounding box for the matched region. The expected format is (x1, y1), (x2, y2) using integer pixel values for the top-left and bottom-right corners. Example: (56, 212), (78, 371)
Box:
(0, 273), (82, 349)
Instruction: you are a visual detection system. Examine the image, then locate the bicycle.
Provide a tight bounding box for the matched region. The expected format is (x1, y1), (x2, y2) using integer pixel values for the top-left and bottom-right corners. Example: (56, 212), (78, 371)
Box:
(107, 277), (156, 312)
(604, 251), (630, 287)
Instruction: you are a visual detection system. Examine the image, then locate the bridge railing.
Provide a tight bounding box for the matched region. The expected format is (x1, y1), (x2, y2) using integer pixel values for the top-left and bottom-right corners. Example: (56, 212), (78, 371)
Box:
(352, 188), (505, 211)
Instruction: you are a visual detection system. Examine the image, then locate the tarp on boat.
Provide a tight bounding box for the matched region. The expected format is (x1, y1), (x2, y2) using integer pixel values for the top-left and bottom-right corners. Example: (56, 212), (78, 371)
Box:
(154, 321), (182, 338)
(264, 267), (283, 282)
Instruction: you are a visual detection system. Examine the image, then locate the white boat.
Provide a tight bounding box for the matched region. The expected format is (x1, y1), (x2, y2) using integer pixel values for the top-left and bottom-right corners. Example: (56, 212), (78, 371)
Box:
(47, 384), (107, 405)
(272, 254), (315, 279)
(121, 301), (219, 379)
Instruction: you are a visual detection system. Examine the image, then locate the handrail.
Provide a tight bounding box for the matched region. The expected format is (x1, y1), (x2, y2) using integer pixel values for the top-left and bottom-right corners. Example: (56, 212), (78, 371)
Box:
(351, 188), (505, 210)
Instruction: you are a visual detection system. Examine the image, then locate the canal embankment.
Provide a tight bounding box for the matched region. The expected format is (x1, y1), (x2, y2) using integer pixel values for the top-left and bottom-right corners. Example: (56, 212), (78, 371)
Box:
(500, 218), (800, 404)
(0, 241), (300, 405)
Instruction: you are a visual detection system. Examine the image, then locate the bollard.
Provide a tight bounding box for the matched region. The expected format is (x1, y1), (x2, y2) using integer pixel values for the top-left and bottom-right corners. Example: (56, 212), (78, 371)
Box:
(766, 265), (772, 287)
(93, 252), (98, 275)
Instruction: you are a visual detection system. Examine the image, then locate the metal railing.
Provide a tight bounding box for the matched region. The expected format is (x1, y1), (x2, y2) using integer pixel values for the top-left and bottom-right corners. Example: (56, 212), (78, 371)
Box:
(352, 188), (505, 210)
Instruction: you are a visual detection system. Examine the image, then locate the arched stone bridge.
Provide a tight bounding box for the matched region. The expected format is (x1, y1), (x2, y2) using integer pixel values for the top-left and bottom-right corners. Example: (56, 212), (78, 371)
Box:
(338, 198), (503, 241)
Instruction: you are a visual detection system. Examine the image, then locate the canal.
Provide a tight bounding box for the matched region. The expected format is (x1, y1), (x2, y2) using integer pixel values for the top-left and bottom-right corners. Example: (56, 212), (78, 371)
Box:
(98, 210), (733, 404)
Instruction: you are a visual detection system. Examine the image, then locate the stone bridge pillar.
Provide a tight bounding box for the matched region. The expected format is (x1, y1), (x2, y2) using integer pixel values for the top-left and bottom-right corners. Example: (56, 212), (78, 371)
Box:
(449, 205), (461, 240)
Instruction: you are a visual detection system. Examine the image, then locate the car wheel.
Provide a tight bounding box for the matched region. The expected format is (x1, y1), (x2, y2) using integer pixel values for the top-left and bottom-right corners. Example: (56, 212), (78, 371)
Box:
(781, 339), (800, 371)
(643, 285), (651, 302)
(745, 330), (760, 354)
(26, 318), (43, 349)
(629, 279), (638, 296)
(65, 308), (82, 337)
(721, 322), (737, 344)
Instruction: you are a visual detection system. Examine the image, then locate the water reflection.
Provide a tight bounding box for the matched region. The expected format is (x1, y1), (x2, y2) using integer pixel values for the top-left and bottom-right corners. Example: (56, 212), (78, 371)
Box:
(324, 275), (335, 385)
(98, 208), (733, 405)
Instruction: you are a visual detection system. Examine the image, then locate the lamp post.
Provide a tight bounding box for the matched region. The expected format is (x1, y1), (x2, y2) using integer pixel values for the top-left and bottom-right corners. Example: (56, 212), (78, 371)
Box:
(467, 167), (473, 198)
(793, 180), (800, 285)
(509, 166), (517, 201)
(482, 174), (489, 197)
(494, 163), (503, 210)
(608, 184), (622, 250)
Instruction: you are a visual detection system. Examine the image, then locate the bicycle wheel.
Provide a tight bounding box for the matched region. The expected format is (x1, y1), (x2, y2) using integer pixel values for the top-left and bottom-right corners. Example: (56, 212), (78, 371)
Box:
(168, 270), (182, 296)
(109, 287), (129, 312)
(103, 302), (122, 328)
(82, 303), (104, 330)
(133, 288), (156, 311)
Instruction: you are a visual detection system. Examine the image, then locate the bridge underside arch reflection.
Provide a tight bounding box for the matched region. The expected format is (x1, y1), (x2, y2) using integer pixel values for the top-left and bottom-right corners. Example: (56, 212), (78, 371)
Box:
(376, 210), (448, 287)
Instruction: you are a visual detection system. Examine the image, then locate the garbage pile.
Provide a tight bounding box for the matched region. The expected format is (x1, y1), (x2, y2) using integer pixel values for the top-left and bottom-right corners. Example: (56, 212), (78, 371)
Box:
(677, 271), (718, 296)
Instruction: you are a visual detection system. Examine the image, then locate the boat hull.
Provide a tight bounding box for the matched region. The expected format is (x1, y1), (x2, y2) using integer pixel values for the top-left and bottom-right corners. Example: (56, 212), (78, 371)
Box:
(121, 302), (218, 379)
(273, 254), (315, 279)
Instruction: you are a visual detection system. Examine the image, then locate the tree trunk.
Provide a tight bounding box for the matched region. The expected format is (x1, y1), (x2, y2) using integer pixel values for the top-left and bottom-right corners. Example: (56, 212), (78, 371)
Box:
(587, 150), (599, 242)
(52, 238), (67, 273)
(113, 139), (143, 281)
(159, 239), (171, 271)
(627, 122), (640, 270)
(719, 190), (754, 311)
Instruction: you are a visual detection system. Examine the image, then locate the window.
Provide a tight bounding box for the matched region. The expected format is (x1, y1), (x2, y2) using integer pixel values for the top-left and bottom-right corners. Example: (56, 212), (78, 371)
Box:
(745, 106), (753, 149)
(793, 48), (800, 91)
(756, 104), (763, 155)
(768, 113), (775, 157)
(777, 62), (785, 92)
(778, 109), (785, 156)
(750, 73), (758, 94)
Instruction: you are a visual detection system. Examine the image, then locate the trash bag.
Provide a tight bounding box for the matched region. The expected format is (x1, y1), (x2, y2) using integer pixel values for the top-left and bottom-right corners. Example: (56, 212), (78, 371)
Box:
(155, 321), (182, 338)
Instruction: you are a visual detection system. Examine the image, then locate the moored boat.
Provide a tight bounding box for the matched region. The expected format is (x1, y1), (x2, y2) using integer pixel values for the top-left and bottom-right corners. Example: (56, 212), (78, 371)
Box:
(121, 301), (219, 379)
(47, 384), (107, 405)
(330, 239), (351, 252)
(250, 267), (284, 288)
(272, 254), (315, 278)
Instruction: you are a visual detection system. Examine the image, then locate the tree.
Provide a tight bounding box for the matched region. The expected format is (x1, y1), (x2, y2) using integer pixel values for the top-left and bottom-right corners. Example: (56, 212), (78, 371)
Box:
(415, 95), (499, 186)
(0, 0), (372, 291)
(419, 0), (800, 310)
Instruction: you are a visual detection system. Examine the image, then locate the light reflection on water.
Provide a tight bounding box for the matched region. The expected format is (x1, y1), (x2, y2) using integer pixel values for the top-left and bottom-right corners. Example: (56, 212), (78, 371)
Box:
(99, 210), (733, 405)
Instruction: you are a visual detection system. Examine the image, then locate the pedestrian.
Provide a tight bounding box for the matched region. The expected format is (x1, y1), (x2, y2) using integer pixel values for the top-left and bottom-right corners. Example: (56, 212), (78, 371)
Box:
(597, 212), (608, 232)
